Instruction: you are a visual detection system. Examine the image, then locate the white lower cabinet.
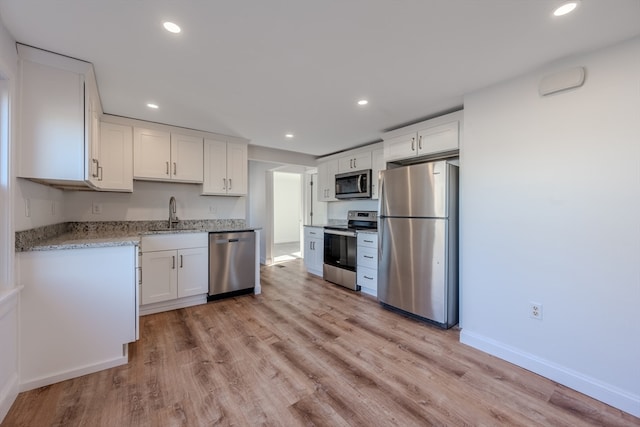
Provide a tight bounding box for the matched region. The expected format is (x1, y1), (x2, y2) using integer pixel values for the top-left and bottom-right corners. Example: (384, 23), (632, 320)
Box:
(357, 232), (378, 296)
(303, 226), (324, 277)
(140, 233), (209, 314)
(18, 245), (138, 390)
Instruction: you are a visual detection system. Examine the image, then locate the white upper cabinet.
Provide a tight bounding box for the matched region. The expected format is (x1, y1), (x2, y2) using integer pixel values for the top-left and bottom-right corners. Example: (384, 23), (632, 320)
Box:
(96, 122), (133, 192)
(371, 148), (385, 200)
(317, 159), (338, 202)
(202, 139), (248, 196)
(17, 44), (102, 186)
(383, 110), (462, 163)
(338, 152), (372, 173)
(170, 134), (204, 183)
(133, 128), (203, 183)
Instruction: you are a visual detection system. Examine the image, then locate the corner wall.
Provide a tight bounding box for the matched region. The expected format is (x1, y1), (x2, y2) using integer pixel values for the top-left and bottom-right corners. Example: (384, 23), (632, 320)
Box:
(459, 36), (640, 416)
(0, 13), (19, 422)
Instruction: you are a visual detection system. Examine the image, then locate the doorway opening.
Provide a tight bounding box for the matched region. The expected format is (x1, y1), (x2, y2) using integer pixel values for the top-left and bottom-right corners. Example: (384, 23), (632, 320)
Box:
(272, 170), (303, 263)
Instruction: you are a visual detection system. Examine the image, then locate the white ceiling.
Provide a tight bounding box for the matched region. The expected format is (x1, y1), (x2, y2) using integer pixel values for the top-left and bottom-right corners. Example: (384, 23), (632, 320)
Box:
(1, 1), (639, 157)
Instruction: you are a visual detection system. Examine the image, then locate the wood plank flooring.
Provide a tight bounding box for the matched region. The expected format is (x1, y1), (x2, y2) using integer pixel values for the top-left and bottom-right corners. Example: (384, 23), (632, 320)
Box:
(3, 259), (639, 426)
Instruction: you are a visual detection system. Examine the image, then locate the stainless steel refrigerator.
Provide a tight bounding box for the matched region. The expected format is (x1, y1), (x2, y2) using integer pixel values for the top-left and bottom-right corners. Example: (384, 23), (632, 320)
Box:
(378, 160), (458, 328)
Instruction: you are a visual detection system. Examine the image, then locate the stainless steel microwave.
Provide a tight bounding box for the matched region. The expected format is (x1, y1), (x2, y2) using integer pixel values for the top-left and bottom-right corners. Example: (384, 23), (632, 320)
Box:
(335, 169), (371, 199)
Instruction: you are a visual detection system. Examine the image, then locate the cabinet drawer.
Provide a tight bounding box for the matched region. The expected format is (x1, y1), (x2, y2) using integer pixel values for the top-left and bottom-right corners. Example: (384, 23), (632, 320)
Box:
(141, 233), (208, 252)
(357, 246), (377, 269)
(357, 266), (378, 289)
(304, 226), (324, 240)
(357, 233), (378, 248)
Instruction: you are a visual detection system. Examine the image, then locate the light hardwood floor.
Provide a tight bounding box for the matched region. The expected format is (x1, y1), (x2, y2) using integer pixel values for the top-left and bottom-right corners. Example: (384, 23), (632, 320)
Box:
(3, 259), (639, 426)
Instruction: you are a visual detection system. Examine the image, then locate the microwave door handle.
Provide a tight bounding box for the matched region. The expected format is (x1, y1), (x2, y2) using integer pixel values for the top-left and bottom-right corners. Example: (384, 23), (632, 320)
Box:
(357, 175), (363, 193)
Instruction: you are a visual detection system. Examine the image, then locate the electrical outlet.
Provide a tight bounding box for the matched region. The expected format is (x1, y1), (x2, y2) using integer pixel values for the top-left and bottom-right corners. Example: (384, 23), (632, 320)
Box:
(209, 205), (217, 214)
(529, 302), (543, 320)
(92, 202), (102, 214)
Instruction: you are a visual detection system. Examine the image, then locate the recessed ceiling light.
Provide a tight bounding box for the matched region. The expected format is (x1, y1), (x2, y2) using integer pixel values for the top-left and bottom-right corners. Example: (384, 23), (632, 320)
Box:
(147, 103), (159, 109)
(357, 99), (369, 106)
(285, 133), (294, 139)
(163, 21), (181, 33)
(553, 1), (579, 17)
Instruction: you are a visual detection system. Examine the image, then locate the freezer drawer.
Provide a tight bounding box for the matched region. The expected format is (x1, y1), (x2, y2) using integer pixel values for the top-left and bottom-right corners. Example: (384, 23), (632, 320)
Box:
(209, 231), (256, 296)
(378, 217), (457, 327)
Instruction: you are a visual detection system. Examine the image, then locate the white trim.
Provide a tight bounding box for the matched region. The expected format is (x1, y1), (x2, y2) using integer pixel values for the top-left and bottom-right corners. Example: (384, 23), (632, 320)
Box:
(139, 294), (206, 316)
(19, 353), (128, 392)
(0, 286), (21, 318)
(460, 329), (640, 417)
(0, 372), (18, 423)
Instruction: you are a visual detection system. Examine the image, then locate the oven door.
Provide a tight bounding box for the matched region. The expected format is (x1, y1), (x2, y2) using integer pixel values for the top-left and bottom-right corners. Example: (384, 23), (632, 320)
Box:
(323, 229), (357, 271)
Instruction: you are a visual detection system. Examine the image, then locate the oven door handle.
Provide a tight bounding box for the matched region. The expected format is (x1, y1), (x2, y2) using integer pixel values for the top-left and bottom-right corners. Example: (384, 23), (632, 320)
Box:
(324, 229), (357, 237)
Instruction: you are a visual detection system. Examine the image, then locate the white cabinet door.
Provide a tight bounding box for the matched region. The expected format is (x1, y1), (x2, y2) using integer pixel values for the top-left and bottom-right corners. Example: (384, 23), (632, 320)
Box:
(202, 139), (248, 196)
(203, 139), (228, 194)
(141, 250), (178, 304)
(371, 148), (384, 200)
(303, 227), (324, 276)
(170, 133), (203, 183)
(338, 152), (372, 173)
(226, 141), (248, 196)
(98, 122), (133, 192)
(177, 247), (209, 298)
(18, 54), (86, 181)
(317, 160), (338, 202)
(417, 121), (459, 155)
(134, 128), (171, 180)
(383, 132), (418, 163)
(87, 95), (102, 187)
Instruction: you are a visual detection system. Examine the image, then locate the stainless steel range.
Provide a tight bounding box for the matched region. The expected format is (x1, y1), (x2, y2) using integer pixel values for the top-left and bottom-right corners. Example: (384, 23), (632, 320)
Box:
(323, 210), (377, 290)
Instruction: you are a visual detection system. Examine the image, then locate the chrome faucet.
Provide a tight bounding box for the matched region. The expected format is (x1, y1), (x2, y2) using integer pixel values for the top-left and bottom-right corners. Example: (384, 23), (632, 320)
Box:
(169, 196), (179, 228)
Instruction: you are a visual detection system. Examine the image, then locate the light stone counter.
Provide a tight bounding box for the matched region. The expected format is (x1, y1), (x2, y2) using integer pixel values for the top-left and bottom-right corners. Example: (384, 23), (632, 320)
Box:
(16, 219), (251, 252)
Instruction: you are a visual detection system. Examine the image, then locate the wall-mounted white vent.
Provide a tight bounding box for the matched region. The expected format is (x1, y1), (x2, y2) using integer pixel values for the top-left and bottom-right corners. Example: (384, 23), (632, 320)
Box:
(539, 66), (586, 96)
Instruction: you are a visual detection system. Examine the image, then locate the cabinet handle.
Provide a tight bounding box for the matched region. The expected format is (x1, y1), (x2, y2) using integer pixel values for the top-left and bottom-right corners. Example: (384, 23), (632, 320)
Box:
(310, 231), (316, 235)
(172, 255), (176, 269)
(166, 161), (170, 175)
(364, 239), (373, 243)
(418, 135), (423, 150)
(411, 137), (415, 151)
(173, 162), (177, 175)
(92, 159), (99, 178)
(98, 165), (103, 182)
(364, 275), (373, 280)
(223, 178), (227, 190)
(364, 255), (374, 259)
(350, 159), (353, 168)
(180, 255), (183, 268)
(228, 178), (232, 190)
(353, 158), (356, 168)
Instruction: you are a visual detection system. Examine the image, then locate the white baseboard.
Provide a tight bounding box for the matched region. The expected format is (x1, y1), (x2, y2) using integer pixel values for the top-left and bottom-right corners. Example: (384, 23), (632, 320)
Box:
(0, 372), (18, 423)
(460, 329), (640, 418)
(20, 354), (128, 393)
(139, 294), (207, 316)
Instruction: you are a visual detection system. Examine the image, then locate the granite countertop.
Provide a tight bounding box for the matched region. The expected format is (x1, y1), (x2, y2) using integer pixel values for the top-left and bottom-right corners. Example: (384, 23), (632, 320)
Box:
(16, 220), (253, 252)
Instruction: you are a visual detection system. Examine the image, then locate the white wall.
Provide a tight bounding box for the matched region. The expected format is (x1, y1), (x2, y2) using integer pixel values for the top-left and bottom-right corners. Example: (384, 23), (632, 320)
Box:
(273, 172), (301, 243)
(459, 36), (640, 416)
(64, 180), (245, 222)
(0, 14), (19, 422)
(14, 179), (65, 231)
(327, 199), (378, 220)
(248, 160), (283, 263)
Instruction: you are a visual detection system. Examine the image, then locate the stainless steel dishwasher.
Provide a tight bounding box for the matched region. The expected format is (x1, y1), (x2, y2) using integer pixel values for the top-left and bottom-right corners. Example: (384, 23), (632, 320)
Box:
(208, 231), (256, 299)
